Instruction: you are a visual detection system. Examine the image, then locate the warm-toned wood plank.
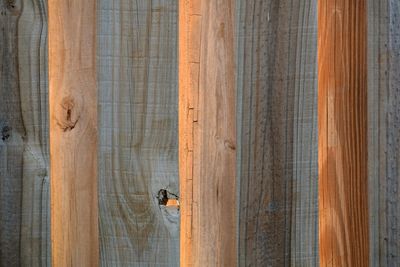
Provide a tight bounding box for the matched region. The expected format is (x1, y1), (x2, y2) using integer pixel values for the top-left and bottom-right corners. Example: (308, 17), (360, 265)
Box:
(318, 0), (369, 266)
(97, 1), (179, 266)
(179, 1), (194, 265)
(0, 1), (50, 266)
(48, 0), (98, 266)
(368, 0), (400, 265)
(236, 0), (318, 266)
(179, 0), (237, 266)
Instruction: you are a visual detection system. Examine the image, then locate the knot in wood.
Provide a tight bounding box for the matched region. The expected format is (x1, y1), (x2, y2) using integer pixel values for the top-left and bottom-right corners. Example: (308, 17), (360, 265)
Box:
(224, 139), (236, 150)
(157, 189), (179, 208)
(2, 0), (21, 15)
(57, 96), (80, 132)
(157, 189), (169, 205)
(1, 125), (11, 141)
(6, 0), (15, 8)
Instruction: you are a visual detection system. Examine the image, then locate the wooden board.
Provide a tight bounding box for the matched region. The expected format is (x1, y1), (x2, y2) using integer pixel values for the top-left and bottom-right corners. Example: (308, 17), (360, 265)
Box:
(97, 1), (179, 266)
(368, 0), (400, 265)
(318, 0), (369, 266)
(4, 1), (399, 266)
(0, 0), (50, 266)
(179, 0), (237, 266)
(236, 1), (318, 266)
(48, 0), (98, 266)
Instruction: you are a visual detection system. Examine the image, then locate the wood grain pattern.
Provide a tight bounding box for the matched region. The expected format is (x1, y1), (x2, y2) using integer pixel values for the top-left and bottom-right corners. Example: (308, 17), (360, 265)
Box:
(0, 1), (25, 265)
(236, 0), (318, 266)
(368, 0), (400, 265)
(0, 0), (50, 266)
(97, 1), (179, 266)
(318, 0), (369, 266)
(179, 0), (237, 266)
(18, 0), (50, 266)
(49, 0), (98, 266)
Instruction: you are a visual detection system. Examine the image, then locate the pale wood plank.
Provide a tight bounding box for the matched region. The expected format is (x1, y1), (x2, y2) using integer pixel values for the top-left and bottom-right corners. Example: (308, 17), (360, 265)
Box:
(179, 0), (237, 266)
(236, 0), (318, 265)
(0, 1), (50, 266)
(368, 0), (400, 265)
(97, 1), (179, 266)
(48, 0), (98, 266)
(318, 0), (369, 266)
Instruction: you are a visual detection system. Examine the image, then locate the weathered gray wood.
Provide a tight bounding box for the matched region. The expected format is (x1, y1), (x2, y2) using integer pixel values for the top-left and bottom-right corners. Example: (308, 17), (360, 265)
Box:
(236, 0), (318, 266)
(0, 0), (49, 266)
(0, 2), (24, 265)
(19, 1), (50, 266)
(368, 0), (400, 265)
(97, 1), (179, 266)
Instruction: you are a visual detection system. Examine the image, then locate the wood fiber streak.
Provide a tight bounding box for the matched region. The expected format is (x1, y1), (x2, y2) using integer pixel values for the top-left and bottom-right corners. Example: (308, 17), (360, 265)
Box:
(0, 0), (50, 266)
(368, 0), (400, 265)
(236, 0), (318, 266)
(97, 1), (179, 266)
(49, 0), (98, 266)
(318, 1), (369, 266)
(179, 0), (237, 266)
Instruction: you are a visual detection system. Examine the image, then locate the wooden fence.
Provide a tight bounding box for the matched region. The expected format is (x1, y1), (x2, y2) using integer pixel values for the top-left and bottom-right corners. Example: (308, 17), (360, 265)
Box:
(0, 0), (399, 266)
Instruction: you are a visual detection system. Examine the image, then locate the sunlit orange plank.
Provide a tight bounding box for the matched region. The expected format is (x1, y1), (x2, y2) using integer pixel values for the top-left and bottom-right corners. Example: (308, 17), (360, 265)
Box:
(318, 0), (369, 266)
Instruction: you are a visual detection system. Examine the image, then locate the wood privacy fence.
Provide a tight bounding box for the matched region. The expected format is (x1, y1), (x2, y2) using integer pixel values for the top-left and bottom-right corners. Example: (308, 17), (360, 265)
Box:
(0, 0), (399, 266)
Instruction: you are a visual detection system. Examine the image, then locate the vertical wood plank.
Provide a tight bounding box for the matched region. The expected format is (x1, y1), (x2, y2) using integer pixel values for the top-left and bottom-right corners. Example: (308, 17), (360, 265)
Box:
(179, 0), (237, 266)
(318, 0), (369, 266)
(48, 0), (98, 266)
(0, 0), (50, 266)
(18, 0), (50, 266)
(179, 1), (195, 265)
(368, 0), (400, 265)
(0, 1), (26, 265)
(97, 1), (179, 266)
(236, 0), (318, 266)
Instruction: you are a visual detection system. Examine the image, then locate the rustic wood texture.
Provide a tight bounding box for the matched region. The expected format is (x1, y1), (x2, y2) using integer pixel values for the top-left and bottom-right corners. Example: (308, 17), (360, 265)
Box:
(49, 0), (98, 266)
(179, 0), (237, 266)
(0, 0), (50, 266)
(97, 1), (179, 266)
(18, 1), (50, 266)
(318, 0), (369, 266)
(0, 1), (25, 265)
(368, 0), (400, 265)
(236, 0), (318, 266)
